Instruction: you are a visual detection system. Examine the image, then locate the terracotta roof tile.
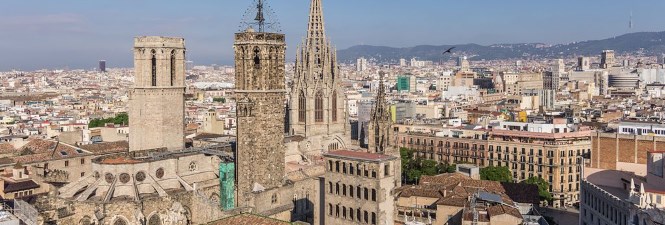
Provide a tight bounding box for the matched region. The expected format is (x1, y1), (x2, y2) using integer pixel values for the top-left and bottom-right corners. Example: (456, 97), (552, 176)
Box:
(208, 214), (292, 225)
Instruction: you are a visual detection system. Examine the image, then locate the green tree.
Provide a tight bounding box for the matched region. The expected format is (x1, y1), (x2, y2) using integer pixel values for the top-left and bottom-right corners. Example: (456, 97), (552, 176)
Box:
(480, 166), (513, 182)
(89, 113), (130, 128)
(421, 160), (438, 176)
(437, 163), (456, 173)
(113, 113), (129, 125)
(521, 176), (553, 201)
(213, 97), (226, 103)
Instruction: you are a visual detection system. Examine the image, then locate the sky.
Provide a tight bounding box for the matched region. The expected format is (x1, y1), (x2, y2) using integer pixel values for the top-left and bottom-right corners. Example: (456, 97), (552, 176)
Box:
(1, 0), (664, 71)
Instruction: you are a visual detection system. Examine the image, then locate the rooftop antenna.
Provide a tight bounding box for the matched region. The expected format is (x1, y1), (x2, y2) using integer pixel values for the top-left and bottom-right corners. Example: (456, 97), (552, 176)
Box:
(239, 0), (282, 33)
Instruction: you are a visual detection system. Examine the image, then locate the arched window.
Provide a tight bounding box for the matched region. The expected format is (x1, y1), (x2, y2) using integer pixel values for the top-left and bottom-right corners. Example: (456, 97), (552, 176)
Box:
(114, 218), (128, 225)
(148, 214), (161, 225)
(151, 50), (157, 86)
(342, 184), (346, 196)
(328, 203), (333, 216)
(364, 211), (369, 223)
(315, 91), (323, 122)
(350, 207), (354, 220)
(342, 206), (347, 219)
(253, 47), (261, 69)
(335, 205), (339, 217)
(364, 187), (369, 200)
(372, 189), (377, 201)
(170, 50), (176, 86)
(372, 212), (377, 225)
(349, 185), (354, 197)
(332, 92), (338, 122)
(298, 91), (306, 123)
(328, 181), (333, 193)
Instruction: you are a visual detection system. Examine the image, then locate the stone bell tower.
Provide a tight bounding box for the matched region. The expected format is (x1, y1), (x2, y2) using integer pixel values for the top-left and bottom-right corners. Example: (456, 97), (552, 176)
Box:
(129, 36), (186, 152)
(234, 0), (287, 206)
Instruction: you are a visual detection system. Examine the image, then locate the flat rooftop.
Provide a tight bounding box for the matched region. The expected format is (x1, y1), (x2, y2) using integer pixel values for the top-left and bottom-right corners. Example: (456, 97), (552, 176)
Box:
(324, 150), (397, 162)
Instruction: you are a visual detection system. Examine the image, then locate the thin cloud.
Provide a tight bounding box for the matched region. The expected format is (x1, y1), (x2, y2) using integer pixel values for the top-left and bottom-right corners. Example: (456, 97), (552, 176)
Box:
(0, 13), (87, 32)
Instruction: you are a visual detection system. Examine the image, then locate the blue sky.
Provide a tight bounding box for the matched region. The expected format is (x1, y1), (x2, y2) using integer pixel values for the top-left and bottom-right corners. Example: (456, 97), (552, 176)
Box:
(1, 0), (664, 70)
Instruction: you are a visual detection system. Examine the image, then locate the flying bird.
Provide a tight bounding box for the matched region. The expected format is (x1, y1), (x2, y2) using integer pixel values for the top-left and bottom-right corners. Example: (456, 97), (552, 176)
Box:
(443, 47), (455, 55)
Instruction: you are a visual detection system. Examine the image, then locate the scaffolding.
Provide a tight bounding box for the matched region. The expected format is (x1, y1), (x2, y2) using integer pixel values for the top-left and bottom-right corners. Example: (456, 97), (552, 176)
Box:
(219, 162), (235, 210)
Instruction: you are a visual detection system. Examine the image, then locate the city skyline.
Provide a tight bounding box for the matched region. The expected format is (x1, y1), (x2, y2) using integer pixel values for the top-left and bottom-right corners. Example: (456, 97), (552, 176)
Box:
(1, 0), (664, 70)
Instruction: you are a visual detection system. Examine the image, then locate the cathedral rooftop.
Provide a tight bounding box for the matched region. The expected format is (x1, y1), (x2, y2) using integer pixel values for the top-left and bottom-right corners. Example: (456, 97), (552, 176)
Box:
(324, 150), (397, 162)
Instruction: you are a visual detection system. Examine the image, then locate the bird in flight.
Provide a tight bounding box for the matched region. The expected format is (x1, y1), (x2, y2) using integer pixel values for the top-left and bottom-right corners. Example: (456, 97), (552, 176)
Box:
(443, 47), (455, 55)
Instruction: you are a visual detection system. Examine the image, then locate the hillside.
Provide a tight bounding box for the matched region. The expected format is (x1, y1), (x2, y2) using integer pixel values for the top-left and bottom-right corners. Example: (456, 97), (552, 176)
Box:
(337, 31), (665, 63)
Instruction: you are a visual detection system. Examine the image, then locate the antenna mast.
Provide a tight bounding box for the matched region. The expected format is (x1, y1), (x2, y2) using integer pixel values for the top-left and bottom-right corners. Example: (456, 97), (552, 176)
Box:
(255, 0), (265, 32)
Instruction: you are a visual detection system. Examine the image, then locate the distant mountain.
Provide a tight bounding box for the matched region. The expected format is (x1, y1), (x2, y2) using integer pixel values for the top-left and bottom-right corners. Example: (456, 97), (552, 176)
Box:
(337, 31), (665, 63)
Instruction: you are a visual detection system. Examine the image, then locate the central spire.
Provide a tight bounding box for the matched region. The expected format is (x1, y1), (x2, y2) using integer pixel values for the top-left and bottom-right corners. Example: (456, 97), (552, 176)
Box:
(306, 0), (326, 46)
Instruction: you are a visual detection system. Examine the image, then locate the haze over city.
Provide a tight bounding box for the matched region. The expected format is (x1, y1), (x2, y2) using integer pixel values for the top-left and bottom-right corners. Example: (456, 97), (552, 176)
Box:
(1, 0), (665, 225)
(1, 0), (664, 70)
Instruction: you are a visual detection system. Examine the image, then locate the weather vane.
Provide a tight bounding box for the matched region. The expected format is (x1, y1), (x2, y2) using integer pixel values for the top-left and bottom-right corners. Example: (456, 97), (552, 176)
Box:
(239, 0), (281, 33)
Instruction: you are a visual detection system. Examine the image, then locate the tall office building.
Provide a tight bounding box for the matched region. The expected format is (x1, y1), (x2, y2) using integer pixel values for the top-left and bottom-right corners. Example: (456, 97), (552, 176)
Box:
(399, 58), (407, 67)
(356, 57), (368, 72)
(99, 60), (106, 72)
(578, 57), (590, 71)
(601, 50), (615, 69)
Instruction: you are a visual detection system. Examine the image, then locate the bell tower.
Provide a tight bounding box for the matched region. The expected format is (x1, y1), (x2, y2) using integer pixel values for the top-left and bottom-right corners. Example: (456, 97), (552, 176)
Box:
(234, 0), (287, 206)
(129, 36), (186, 152)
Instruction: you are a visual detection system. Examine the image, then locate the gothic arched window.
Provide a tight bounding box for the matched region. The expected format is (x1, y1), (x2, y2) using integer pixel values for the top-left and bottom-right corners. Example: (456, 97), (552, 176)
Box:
(151, 50), (157, 86)
(298, 91), (306, 123)
(253, 47), (261, 69)
(148, 214), (161, 225)
(170, 50), (176, 86)
(332, 92), (337, 122)
(315, 91), (323, 123)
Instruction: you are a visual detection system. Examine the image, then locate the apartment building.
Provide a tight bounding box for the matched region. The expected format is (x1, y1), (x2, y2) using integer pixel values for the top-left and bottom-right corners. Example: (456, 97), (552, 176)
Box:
(323, 150), (399, 225)
(487, 119), (592, 207)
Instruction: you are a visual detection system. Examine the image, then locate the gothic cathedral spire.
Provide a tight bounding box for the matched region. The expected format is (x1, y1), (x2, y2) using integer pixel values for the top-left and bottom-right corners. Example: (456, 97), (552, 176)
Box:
(306, 0), (326, 47)
(289, 0), (348, 153)
(368, 71), (393, 154)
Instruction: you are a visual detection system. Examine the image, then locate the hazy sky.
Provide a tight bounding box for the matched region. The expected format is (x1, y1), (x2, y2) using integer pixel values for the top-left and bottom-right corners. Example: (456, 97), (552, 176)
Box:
(1, 0), (664, 70)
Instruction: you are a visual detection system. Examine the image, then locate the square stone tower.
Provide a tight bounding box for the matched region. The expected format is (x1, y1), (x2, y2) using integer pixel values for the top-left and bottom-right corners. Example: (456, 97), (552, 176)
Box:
(129, 36), (186, 152)
(234, 29), (287, 206)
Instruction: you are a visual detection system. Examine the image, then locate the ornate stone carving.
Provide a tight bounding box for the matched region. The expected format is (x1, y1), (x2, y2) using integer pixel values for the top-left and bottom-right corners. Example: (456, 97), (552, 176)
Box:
(136, 171), (146, 182)
(119, 173), (130, 184)
(156, 168), (165, 179)
(104, 173), (114, 184)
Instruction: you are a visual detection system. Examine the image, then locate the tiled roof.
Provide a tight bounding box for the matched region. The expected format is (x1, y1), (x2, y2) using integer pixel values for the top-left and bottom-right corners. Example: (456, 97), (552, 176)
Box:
(79, 141), (128, 154)
(208, 214), (292, 225)
(0, 143), (15, 155)
(3, 179), (39, 193)
(15, 139), (87, 164)
(487, 205), (522, 219)
(399, 173), (522, 207)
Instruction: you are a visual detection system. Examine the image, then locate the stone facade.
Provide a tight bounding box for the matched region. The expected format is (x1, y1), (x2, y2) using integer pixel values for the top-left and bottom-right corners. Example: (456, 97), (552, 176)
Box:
(288, 0), (349, 154)
(129, 36), (186, 152)
(233, 30), (288, 206)
(367, 71), (401, 188)
(323, 150), (398, 225)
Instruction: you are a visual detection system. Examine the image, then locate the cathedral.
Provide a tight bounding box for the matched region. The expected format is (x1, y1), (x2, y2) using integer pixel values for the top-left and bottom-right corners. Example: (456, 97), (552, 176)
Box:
(287, 0), (349, 154)
(31, 1), (399, 224)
